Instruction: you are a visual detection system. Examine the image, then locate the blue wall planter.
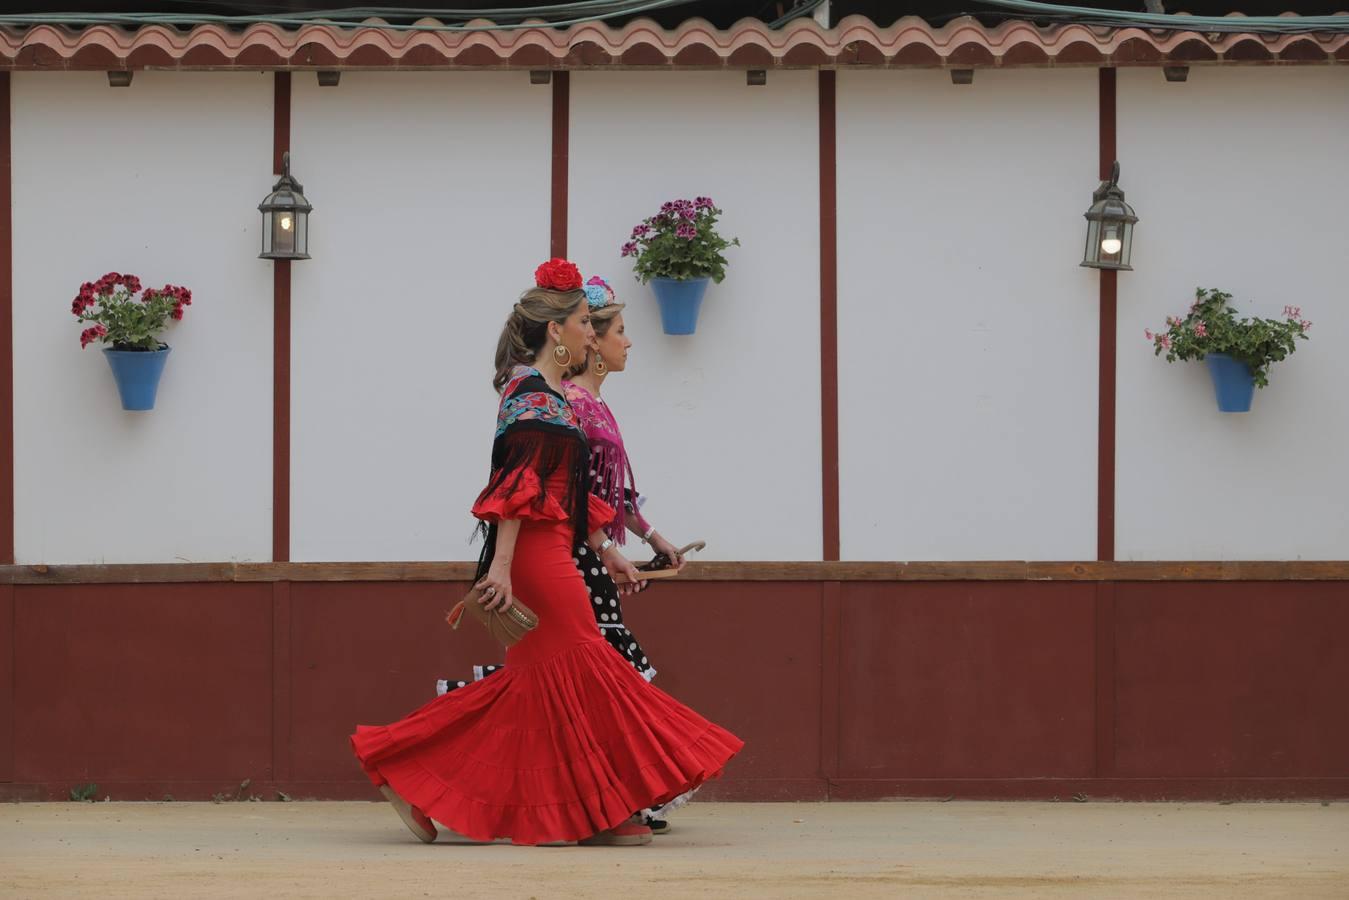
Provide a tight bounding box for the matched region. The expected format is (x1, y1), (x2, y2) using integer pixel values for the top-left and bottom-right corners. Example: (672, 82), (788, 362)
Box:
(650, 276), (711, 335)
(1204, 352), (1255, 413)
(103, 346), (171, 411)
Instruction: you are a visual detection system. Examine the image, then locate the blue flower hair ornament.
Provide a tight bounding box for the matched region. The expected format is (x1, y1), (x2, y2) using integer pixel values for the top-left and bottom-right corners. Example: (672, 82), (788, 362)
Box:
(584, 276), (616, 309)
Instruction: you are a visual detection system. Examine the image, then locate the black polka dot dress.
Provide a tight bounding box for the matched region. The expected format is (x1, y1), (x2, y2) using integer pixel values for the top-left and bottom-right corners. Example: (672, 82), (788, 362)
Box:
(574, 542), (657, 682)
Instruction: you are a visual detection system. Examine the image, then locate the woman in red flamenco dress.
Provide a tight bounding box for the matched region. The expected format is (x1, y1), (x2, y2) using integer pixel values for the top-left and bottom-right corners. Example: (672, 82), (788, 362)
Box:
(350, 259), (742, 846)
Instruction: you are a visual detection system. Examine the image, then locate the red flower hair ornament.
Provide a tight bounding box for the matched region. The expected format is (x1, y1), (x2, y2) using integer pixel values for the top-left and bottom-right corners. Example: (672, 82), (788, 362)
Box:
(534, 258), (583, 292)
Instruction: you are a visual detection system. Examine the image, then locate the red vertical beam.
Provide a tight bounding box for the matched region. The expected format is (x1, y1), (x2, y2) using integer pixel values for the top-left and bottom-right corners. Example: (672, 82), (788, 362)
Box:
(0, 73), (13, 567)
(1097, 68), (1117, 563)
(550, 72), (570, 260)
(272, 73), (291, 563)
(271, 74), (293, 787)
(819, 71), (840, 562)
(817, 74), (842, 798)
(1094, 68), (1119, 780)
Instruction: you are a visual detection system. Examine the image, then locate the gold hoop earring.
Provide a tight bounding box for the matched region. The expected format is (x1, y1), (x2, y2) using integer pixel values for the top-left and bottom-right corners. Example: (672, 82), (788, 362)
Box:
(593, 354), (607, 376)
(552, 344), (572, 368)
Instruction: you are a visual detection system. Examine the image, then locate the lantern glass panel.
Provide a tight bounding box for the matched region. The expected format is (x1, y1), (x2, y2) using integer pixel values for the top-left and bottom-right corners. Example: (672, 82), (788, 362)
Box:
(272, 210), (296, 256)
(294, 212), (308, 257)
(1099, 222), (1123, 265)
(1083, 217), (1102, 266)
(1118, 221), (1134, 269)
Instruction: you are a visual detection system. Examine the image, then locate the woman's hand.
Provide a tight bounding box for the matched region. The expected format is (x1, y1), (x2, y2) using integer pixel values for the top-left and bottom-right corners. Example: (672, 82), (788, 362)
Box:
(474, 559), (515, 612)
(602, 546), (648, 595)
(649, 533), (686, 571)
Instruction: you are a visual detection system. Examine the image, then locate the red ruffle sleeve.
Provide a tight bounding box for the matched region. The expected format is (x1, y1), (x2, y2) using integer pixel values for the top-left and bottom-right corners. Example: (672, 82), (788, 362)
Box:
(472, 468), (571, 524)
(587, 493), (619, 535)
(472, 468), (617, 529)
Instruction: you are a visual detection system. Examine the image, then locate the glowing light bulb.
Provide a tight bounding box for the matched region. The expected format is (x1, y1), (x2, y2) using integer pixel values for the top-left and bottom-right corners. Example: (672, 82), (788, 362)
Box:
(1100, 226), (1122, 256)
(280, 215), (293, 231)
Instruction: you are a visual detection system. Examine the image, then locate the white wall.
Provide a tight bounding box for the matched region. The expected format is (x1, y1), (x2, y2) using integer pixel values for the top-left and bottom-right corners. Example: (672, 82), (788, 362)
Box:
(836, 70), (1099, 561)
(12, 72), (274, 563)
(568, 71), (823, 561)
(1115, 67), (1349, 560)
(11, 67), (1344, 565)
(290, 72), (552, 562)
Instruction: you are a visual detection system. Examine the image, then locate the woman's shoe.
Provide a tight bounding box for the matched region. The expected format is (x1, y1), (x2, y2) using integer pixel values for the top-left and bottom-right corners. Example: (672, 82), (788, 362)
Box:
(643, 817), (671, 834)
(578, 820), (653, 846)
(378, 785), (437, 844)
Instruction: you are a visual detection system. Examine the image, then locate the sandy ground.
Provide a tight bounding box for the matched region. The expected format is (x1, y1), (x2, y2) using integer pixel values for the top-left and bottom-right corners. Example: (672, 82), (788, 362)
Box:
(1, 801), (1346, 899)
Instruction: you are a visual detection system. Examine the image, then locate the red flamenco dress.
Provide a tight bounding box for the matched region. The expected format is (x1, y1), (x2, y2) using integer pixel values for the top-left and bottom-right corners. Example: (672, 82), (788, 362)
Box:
(350, 367), (742, 844)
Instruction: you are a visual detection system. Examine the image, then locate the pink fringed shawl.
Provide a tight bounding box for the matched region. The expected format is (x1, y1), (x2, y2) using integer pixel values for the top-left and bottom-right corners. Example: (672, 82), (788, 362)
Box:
(562, 381), (649, 544)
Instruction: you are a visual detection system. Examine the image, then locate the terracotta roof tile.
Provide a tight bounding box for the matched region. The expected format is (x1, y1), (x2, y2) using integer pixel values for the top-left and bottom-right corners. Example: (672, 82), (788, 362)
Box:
(1, 15), (1345, 70)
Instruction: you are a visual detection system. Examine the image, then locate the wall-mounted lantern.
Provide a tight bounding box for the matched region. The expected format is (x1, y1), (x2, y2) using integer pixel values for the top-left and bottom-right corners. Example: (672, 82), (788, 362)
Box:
(259, 151), (312, 261)
(1081, 161), (1137, 271)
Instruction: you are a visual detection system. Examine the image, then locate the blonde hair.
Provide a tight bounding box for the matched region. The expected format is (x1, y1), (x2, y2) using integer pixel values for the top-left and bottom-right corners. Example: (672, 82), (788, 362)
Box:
(589, 302), (626, 338)
(493, 287), (586, 392)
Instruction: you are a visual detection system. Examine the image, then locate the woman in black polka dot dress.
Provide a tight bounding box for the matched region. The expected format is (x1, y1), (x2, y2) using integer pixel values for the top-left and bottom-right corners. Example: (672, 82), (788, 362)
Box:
(562, 277), (689, 682)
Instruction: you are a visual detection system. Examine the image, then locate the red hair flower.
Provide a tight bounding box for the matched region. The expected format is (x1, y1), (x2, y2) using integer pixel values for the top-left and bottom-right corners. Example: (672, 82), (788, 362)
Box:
(534, 258), (582, 292)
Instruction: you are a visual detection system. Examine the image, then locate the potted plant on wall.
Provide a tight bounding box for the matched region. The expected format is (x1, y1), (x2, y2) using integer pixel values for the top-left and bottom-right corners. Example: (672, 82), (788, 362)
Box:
(71, 272), (193, 411)
(1146, 287), (1310, 413)
(621, 196), (739, 335)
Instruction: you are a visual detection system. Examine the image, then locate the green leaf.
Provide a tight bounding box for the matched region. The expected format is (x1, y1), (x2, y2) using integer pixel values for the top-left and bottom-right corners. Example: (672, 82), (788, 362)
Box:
(1146, 286), (1308, 388)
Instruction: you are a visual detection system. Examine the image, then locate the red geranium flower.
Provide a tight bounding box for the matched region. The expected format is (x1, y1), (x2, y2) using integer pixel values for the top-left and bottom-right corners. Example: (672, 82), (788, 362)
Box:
(78, 324), (106, 349)
(70, 271), (194, 350)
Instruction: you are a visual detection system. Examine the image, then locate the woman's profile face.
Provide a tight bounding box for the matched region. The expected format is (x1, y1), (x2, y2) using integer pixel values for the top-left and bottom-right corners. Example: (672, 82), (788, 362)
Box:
(554, 303), (594, 363)
(595, 313), (631, 373)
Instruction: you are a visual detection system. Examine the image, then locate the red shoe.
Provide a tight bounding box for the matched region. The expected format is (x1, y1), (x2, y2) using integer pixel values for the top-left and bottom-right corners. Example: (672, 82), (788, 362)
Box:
(579, 821), (653, 846)
(379, 785), (437, 844)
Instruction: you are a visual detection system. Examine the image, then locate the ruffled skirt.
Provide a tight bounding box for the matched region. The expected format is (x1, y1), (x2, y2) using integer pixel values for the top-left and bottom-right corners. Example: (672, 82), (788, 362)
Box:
(352, 521), (741, 844)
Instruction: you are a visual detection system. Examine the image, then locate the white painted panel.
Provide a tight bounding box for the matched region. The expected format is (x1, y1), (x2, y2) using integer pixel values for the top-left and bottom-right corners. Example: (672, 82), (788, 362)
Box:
(837, 70), (1099, 561)
(568, 71), (822, 561)
(1116, 67), (1349, 560)
(290, 72), (551, 561)
(12, 72), (274, 563)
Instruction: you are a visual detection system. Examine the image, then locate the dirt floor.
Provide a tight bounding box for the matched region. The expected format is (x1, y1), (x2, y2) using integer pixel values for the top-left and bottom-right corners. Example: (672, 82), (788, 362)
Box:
(1, 800), (1346, 899)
